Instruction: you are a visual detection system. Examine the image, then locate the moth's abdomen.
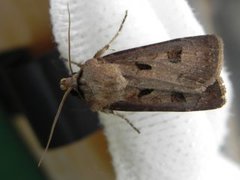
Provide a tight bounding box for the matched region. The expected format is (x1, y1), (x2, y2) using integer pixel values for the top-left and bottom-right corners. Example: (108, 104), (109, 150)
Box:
(79, 58), (127, 111)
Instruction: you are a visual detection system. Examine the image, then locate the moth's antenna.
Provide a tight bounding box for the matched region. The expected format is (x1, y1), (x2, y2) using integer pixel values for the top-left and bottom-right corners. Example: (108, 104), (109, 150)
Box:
(38, 4), (75, 167)
(38, 87), (73, 167)
(94, 10), (128, 58)
(67, 3), (74, 75)
(113, 111), (140, 134)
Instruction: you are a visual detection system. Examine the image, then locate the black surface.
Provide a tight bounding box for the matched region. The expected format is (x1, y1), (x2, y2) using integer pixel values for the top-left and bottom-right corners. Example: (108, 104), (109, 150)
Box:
(0, 48), (100, 149)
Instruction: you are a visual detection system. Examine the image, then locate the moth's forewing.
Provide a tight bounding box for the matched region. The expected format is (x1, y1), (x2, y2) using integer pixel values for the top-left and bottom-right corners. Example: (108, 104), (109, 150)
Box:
(109, 78), (225, 111)
(103, 35), (223, 94)
(103, 35), (225, 111)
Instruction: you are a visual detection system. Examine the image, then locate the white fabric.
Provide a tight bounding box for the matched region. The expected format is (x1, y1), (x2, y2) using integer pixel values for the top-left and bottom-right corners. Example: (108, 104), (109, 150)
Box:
(50, 0), (240, 179)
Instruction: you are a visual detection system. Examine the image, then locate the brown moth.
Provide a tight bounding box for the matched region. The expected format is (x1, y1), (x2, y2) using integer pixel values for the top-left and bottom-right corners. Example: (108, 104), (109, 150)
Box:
(38, 5), (225, 166)
(78, 35), (225, 112)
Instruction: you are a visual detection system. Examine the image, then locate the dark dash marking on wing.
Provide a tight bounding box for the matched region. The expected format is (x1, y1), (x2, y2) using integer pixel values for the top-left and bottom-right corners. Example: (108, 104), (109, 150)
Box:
(138, 89), (154, 97)
(135, 62), (152, 70)
(167, 49), (182, 63)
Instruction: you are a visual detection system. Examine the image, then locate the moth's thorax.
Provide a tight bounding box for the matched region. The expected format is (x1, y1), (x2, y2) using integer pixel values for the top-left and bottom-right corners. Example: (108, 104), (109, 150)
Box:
(60, 73), (79, 91)
(79, 58), (128, 111)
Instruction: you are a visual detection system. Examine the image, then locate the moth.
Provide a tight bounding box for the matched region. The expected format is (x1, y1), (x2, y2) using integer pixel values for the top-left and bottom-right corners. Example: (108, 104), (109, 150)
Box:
(38, 6), (225, 166)
(74, 35), (225, 112)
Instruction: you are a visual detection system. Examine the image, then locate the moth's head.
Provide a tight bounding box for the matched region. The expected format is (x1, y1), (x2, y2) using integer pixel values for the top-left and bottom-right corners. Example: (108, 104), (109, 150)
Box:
(60, 73), (78, 91)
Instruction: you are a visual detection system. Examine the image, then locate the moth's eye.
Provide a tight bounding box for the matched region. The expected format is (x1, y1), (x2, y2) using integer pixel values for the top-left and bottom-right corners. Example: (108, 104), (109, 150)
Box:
(135, 62), (152, 70)
(138, 89), (154, 97)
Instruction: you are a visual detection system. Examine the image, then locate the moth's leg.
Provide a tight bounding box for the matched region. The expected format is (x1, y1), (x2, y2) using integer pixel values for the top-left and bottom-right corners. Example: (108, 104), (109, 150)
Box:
(106, 110), (140, 134)
(94, 10), (128, 58)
